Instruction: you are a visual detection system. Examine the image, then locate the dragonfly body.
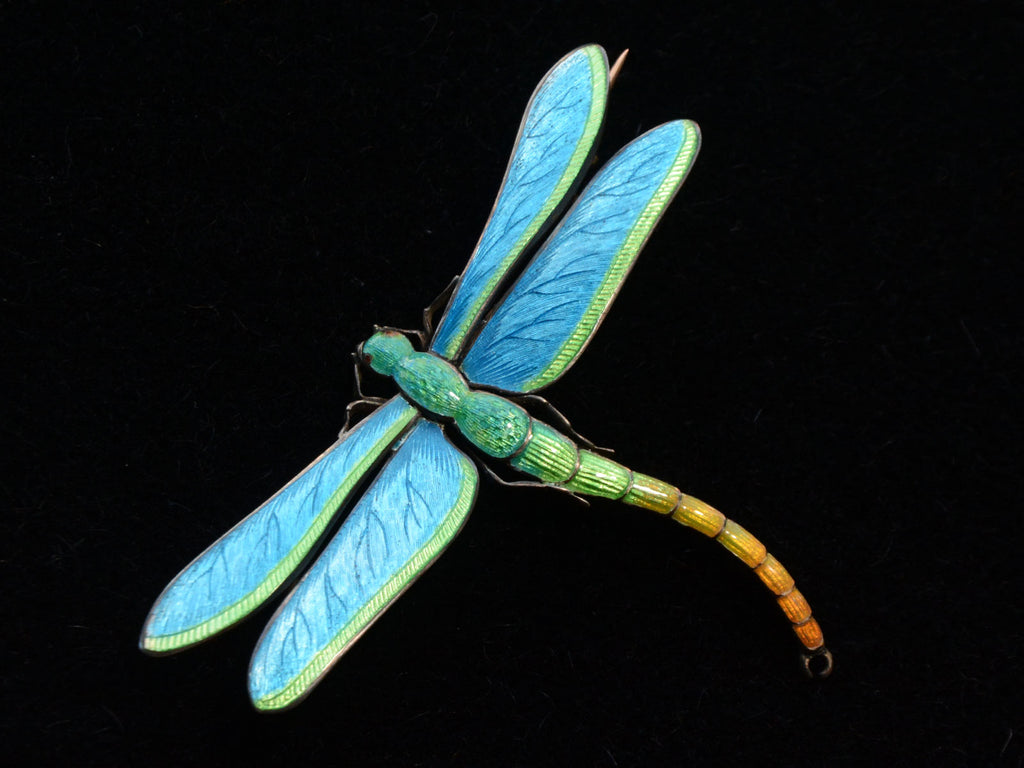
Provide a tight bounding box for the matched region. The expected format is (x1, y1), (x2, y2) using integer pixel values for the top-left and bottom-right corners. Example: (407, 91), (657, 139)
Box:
(364, 328), (826, 644)
(142, 44), (830, 713)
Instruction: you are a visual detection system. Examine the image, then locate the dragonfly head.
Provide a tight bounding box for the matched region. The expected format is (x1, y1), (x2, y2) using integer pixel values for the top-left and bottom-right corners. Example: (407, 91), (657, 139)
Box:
(359, 330), (414, 376)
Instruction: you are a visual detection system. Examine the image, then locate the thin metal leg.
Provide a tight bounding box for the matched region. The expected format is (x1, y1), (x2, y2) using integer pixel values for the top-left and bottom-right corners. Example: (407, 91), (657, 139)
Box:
(514, 393), (610, 453)
(340, 397), (387, 435)
(480, 459), (590, 506)
(422, 274), (460, 341)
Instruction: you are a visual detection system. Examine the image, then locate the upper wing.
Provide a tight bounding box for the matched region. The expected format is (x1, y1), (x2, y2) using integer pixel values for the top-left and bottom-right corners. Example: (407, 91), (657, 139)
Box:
(140, 396), (418, 653)
(430, 44), (609, 361)
(247, 420), (478, 711)
(460, 119), (701, 392)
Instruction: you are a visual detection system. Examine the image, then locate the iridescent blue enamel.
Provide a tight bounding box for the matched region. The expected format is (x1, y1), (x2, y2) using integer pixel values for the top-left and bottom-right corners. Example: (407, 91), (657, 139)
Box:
(248, 421), (477, 710)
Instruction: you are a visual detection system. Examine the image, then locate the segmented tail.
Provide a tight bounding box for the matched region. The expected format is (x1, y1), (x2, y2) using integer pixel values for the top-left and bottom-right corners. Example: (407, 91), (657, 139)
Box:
(666, 489), (832, 676)
(556, 448), (832, 676)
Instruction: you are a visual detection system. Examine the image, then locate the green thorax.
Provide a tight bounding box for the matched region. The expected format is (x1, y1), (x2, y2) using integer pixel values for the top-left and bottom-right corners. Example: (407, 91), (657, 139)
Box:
(360, 330), (530, 459)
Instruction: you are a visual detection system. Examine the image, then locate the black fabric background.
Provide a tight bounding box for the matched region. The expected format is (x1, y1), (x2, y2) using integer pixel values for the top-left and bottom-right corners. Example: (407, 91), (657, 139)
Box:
(3, 2), (1020, 765)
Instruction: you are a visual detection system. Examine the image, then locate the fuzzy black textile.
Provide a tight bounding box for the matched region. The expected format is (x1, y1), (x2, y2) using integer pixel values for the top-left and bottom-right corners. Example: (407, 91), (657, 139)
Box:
(4, 2), (1020, 765)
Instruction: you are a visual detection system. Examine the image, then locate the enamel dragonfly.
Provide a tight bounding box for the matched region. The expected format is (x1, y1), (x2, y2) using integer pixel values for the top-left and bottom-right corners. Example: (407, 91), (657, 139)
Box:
(141, 44), (832, 711)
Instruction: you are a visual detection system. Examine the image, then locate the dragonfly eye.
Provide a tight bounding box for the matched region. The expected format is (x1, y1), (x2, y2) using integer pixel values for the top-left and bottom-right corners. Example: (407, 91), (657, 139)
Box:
(361, 331), (413, 376)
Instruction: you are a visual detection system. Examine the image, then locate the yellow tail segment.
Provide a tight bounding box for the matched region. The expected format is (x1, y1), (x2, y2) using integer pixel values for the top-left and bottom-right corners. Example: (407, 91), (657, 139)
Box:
(669, 491), (830, 673)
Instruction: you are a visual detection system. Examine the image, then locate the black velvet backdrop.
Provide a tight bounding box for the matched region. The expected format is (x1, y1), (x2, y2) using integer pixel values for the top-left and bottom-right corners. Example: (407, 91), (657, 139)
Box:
(4, 2), (1020, 765)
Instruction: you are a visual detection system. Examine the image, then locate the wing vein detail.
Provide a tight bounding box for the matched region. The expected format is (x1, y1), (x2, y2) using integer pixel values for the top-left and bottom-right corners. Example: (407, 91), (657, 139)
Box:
(140, 397), (417, 653)
(248, 422), (479, 710)
(430, 45), (609, 360)
(461, 120), (701, 392)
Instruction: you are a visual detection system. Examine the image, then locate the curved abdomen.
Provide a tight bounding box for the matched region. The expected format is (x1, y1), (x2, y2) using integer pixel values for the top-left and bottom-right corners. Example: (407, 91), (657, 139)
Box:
(391, 350), (829, 672)
(509, 419), (830, 671)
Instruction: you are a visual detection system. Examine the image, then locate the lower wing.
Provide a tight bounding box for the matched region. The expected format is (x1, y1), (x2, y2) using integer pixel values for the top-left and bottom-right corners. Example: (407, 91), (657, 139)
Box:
(248, 420), (479, 711)
(140, 396), (418, 653)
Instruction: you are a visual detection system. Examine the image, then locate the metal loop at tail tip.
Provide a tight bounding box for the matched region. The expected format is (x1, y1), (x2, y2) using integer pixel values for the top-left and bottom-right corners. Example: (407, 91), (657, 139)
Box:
(800, 647), (834, 679)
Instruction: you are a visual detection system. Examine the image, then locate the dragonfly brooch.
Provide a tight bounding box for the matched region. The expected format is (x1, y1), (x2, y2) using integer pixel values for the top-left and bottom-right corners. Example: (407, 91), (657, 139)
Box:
(141, 44), (832, 711)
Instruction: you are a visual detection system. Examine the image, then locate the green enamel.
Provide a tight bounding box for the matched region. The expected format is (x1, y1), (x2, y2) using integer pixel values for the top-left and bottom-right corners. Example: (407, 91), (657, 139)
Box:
(510, 420), (579, 483)
(456, 391), (530, 458)
(362, 331), (414, 377)
(564, 449), (632, 499)
(622, 472), (681, 514)
(394, 354), (468, 418)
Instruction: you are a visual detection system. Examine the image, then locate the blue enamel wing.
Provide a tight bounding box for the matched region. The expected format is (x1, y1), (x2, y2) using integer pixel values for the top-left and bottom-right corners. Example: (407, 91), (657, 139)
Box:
(143, 45), (784, 711)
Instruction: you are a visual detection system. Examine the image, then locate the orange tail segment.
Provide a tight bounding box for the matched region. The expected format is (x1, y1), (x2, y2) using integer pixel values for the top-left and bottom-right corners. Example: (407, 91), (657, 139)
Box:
(622, 472), (833, 677)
